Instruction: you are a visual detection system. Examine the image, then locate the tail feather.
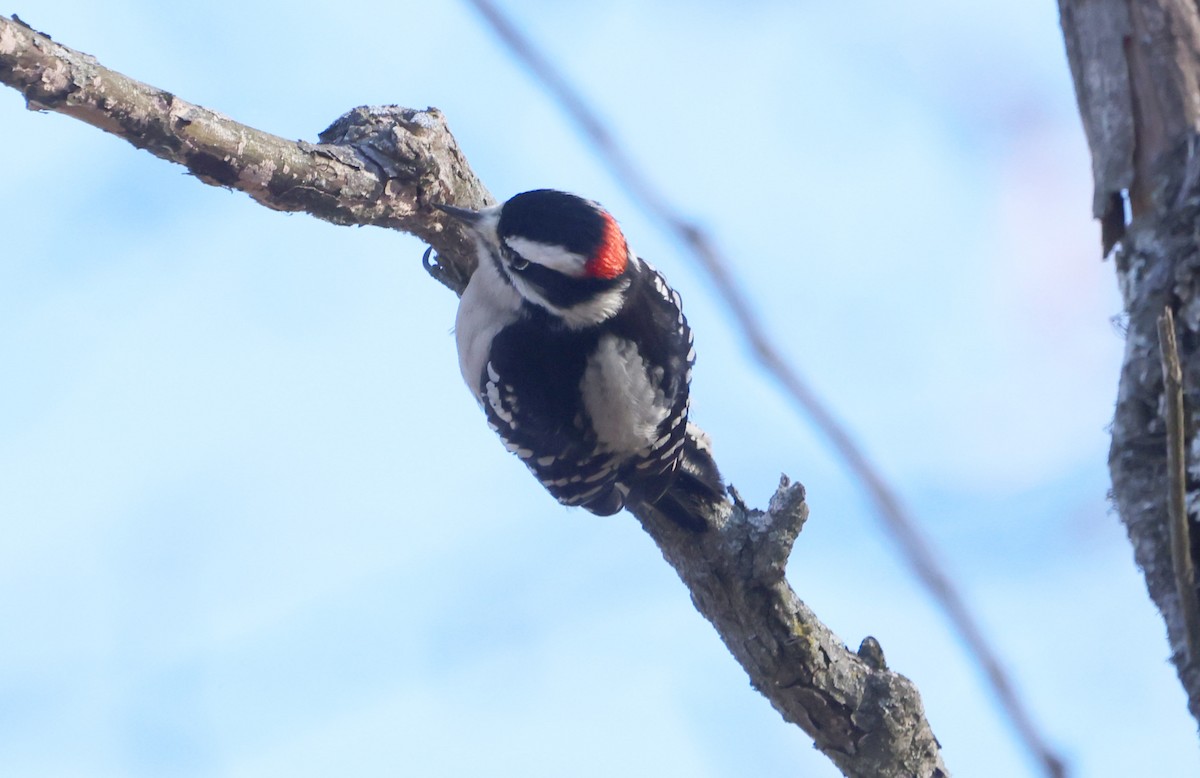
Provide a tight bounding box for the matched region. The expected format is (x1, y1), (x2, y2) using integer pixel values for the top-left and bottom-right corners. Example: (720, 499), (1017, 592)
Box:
(650, 423), (725, 531)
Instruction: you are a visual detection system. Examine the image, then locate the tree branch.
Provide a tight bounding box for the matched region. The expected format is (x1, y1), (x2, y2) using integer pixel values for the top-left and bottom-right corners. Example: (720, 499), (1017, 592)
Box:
(460, 5), (1060, 772)
(632, 478), (946, 777)
(0, 13), (487, 292)
(0, 14), (947, 777)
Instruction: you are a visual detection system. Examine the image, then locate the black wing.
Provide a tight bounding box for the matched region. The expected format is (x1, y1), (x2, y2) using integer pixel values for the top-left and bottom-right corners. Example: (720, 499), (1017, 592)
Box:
(477, 261), (696, 516)
(481, 308), (627, 514)
(605, 260), (695, 506)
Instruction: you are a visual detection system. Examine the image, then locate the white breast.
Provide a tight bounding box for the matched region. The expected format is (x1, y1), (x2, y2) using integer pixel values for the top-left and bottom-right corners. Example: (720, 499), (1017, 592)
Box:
(455, 256), (521, 399)
(580, 334), (670, 455)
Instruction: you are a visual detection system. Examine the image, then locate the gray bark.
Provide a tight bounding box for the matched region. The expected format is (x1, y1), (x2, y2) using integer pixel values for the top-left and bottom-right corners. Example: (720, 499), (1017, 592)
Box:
(0, 14), (948, 776)
(1060, 0), (1200, 725)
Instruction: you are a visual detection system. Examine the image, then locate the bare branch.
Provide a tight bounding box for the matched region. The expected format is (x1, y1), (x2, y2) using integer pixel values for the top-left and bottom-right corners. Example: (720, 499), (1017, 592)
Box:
(631, 479), (947, 778)
(462, 2), (1063, 775)
(0, 14), (948, 777)
(0, 14), (488, 292)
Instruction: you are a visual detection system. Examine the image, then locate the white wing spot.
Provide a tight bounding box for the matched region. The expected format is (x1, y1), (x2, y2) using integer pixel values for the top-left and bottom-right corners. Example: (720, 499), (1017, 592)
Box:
(486, 381), (515, 425)
(576, 484), (605, 501)
(584, 467), (613, 483)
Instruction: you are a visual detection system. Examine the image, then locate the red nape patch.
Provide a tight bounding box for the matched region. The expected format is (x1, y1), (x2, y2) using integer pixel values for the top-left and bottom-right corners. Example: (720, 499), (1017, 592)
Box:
(585, 212), (628, 280)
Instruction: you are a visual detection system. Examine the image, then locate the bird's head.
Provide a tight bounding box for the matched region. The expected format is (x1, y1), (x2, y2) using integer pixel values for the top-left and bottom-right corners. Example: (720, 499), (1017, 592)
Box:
(437, 189), (633, 327)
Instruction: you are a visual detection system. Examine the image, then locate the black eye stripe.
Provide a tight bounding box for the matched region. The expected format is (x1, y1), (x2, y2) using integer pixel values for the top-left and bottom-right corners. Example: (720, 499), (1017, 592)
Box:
(519, 262), (618, 307)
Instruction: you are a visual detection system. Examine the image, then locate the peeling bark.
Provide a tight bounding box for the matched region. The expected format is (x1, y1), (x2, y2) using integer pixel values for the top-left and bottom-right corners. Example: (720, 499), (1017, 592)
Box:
(0, 14), (948, 777)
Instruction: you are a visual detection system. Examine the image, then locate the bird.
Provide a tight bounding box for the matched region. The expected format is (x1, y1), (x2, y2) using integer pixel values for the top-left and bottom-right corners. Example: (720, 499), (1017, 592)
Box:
(437, 189), (723, 530)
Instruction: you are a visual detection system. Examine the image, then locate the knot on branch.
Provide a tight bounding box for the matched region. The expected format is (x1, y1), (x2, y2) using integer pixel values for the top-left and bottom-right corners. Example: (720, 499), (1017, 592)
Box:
(317, 105), (492, 293)
(727, 474), (808, 584)
(318, 105), (491, 211)
(846, 662), (950, 778)
(320, 106), (447, 184)
(857, 635), (888, 671)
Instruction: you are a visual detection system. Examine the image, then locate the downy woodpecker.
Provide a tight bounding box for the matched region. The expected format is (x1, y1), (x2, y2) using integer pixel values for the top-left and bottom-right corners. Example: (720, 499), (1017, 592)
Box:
(438, 189), (722, 529)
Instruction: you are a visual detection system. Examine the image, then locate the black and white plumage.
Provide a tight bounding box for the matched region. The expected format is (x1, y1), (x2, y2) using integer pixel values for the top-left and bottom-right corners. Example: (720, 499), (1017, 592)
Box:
(439, 189), (722, 528)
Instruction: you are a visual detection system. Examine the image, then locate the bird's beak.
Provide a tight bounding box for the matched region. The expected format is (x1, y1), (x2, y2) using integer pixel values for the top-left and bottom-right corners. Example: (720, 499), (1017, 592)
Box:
(433, 202), (483, 227)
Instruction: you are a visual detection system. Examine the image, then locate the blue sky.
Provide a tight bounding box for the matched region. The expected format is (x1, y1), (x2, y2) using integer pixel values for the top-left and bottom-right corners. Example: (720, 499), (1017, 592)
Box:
(1, 1), (1196, 776)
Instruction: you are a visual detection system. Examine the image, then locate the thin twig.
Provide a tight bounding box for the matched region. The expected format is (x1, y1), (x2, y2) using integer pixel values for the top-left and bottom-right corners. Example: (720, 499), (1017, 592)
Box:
(462, 2), (1064, 775)
(1158, 306), (1200, 664)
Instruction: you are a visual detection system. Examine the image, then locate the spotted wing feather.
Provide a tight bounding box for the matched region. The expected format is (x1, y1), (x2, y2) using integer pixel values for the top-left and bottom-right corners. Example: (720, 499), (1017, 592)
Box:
(608, 262), (695, 506)
(476, 260), (698, 517)
(480, 313), (627, 514)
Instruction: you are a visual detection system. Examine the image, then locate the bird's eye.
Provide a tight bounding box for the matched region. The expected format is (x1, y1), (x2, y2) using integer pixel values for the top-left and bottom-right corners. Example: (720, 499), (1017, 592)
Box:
(501, 243), (530, 271)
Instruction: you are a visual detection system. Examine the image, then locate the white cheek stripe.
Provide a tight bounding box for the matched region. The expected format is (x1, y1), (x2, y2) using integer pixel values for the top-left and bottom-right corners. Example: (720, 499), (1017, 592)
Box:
(505, 236), (587, 276)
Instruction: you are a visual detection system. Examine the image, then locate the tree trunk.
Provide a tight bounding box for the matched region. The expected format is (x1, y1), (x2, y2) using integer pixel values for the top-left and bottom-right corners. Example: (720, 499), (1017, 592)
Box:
(1060, 0), (1200, 724)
